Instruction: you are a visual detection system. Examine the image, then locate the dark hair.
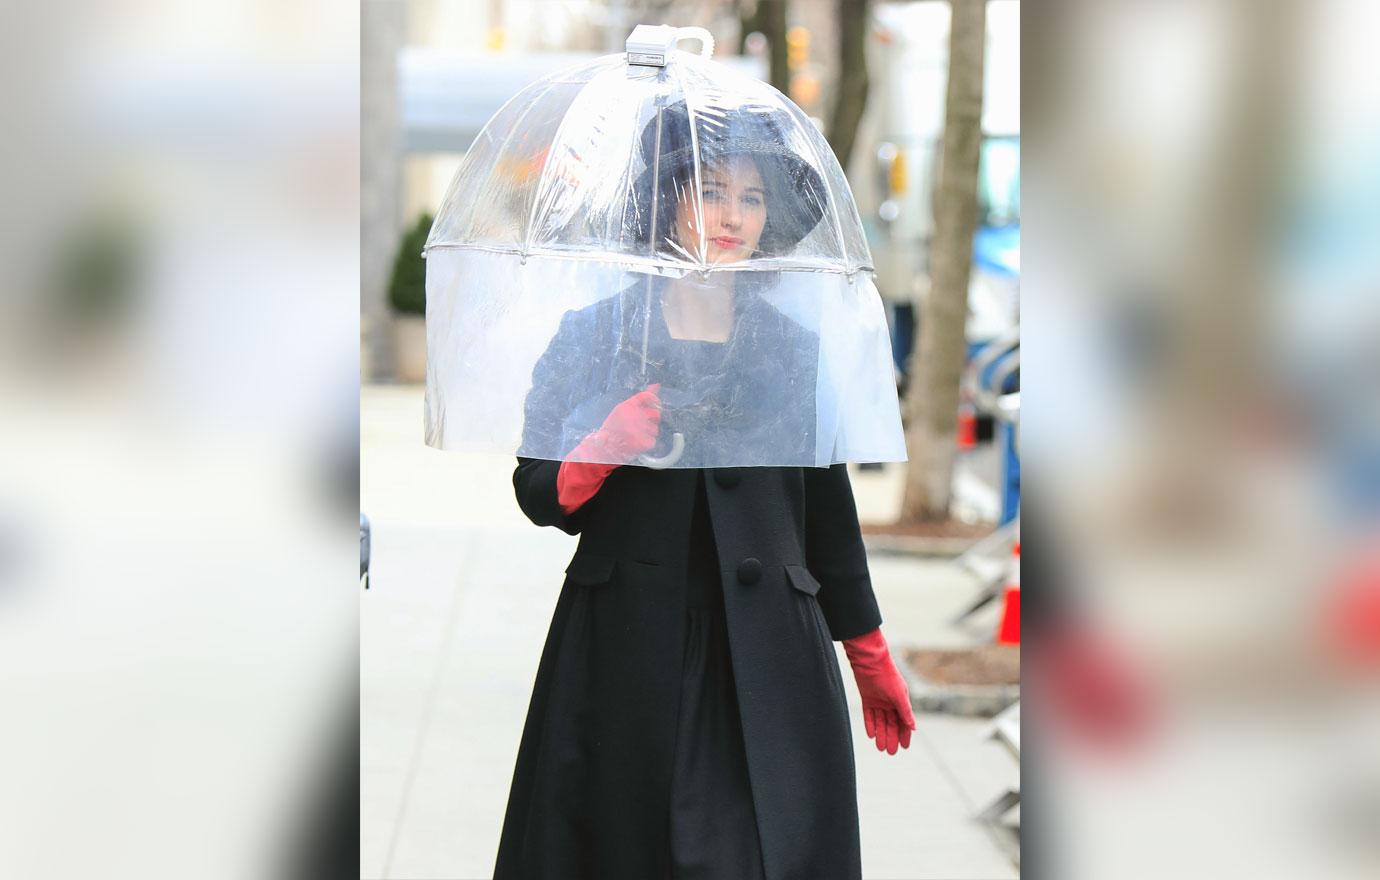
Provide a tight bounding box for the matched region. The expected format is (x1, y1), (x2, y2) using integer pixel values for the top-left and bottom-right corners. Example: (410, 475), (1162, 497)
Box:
(629, 102), (827, 258)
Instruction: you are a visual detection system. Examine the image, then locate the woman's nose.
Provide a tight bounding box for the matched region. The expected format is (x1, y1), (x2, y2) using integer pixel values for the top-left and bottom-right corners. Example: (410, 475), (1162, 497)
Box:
(720, 203), (742, 230)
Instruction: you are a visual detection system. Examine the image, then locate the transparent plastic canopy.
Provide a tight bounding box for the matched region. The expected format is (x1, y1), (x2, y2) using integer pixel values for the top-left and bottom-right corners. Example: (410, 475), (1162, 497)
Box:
(423, 31), (906, 468)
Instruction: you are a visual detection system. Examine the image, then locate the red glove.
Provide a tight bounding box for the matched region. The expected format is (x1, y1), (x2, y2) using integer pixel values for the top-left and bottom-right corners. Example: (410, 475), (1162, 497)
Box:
(556, 384), (661, 514)
(842, 627), (916, 755)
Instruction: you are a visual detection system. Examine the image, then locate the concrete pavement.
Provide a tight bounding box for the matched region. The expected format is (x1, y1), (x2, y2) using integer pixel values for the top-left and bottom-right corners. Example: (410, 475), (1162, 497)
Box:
(362, 384), (1018, 879)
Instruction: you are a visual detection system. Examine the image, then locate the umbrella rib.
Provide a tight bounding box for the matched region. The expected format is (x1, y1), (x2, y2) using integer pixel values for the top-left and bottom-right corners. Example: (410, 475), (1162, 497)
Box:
(675, 61), (708, 269)
(775, 97), (856, 273)
(455, 70), (574, 253)
(522, 62), (622, 256)
(426, 75), (545, 254)
(641, 100), (665, 376)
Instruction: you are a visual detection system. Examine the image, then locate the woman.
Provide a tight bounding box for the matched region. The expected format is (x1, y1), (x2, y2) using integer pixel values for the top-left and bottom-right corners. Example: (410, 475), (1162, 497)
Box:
(497, 105), (916, 880)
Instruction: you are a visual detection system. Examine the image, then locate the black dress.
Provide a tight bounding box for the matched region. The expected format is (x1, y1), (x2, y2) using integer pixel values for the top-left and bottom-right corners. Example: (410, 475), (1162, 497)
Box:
(665, 335), (765, 879)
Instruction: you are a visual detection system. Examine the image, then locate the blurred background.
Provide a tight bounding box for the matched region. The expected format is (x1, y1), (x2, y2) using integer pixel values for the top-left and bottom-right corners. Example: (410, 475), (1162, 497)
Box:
(1023, 2), (1380, 879)
(361, 1), (1023, 878)
(0, 2), (360, 880)
(1, 0), (1376, 877)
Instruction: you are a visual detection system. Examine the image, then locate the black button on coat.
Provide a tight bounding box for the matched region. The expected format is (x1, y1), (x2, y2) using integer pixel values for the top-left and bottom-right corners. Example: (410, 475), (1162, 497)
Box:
(714, 467), (742, 489)
(736, 556), (763, 585)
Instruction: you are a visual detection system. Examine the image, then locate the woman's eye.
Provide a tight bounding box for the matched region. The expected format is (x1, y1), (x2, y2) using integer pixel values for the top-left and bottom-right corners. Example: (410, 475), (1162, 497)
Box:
(742, 195), (763, 207)
(701, 189), (721, 202)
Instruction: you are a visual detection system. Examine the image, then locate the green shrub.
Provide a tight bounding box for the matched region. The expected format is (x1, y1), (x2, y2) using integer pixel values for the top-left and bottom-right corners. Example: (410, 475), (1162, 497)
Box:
(388, 212), (433, 316)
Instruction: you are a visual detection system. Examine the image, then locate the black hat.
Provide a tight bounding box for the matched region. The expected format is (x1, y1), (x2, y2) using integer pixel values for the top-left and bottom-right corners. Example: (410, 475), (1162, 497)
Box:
(629, 101), (828, 256)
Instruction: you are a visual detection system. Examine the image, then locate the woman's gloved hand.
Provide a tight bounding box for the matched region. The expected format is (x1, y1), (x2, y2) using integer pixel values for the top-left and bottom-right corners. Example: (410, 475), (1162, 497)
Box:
(842, 627), (917, 755)
(556, 384), (661, 514)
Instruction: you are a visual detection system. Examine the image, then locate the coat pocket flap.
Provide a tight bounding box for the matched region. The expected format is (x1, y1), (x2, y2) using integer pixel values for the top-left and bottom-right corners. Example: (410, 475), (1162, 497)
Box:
(564, 553), (616, 586)
(784, 564), (822, 596)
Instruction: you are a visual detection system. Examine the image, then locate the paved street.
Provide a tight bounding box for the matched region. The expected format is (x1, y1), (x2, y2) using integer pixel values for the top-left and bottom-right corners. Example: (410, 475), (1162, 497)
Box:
(362, 384), (1018, 879)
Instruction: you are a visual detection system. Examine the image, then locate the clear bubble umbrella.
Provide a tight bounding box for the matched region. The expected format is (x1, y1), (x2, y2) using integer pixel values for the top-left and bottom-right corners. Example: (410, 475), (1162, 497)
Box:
(423, 24), (905, 469)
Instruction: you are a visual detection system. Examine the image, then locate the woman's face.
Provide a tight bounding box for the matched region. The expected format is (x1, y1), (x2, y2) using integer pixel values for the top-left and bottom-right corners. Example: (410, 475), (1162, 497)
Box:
(673, 154), (767, 264)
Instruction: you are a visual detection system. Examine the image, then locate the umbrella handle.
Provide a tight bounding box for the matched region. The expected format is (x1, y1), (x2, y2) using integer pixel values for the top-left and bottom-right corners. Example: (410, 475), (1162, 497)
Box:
(638, 432), (685, 469)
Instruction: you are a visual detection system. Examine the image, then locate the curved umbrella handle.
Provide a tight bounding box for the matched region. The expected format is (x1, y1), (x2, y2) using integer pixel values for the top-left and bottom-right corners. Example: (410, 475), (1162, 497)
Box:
(638, 432), (685, 469)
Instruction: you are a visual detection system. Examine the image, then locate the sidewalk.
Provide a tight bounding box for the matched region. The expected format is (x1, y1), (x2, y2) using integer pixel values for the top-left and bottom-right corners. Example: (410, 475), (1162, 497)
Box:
(362, 384), (1018, 879)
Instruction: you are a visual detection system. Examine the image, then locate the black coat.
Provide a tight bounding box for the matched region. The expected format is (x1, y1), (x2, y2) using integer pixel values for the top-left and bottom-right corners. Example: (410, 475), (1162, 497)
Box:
(496, 283), (883, 880)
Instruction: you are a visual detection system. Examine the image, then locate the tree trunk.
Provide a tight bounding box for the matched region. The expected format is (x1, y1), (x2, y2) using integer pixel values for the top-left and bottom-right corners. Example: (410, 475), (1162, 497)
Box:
(827, 0), (870, 170)
(757, 0), (791, 95)
(900, 0), (986, 523)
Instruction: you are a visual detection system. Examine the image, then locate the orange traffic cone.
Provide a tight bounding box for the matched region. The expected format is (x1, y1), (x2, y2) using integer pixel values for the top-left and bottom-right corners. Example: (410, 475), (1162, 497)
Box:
(957, 401), (978, 450)
(997, 540), (1020, 645)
